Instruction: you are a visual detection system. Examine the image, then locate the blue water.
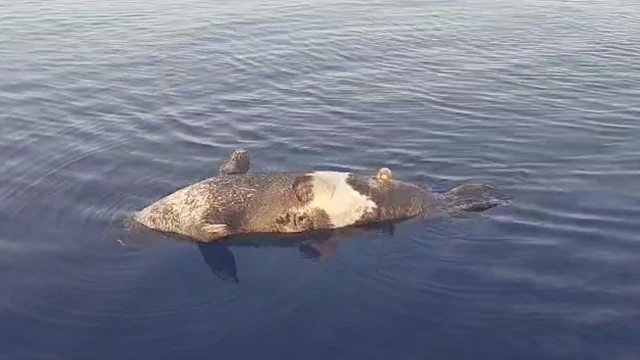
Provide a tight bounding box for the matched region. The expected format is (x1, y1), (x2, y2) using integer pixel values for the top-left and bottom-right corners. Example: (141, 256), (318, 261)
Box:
(1, 0), (639, 359)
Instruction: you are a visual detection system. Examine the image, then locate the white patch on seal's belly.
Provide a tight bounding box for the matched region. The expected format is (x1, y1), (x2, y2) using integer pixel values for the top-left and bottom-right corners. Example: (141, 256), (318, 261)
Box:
(307, 171), (377, 228)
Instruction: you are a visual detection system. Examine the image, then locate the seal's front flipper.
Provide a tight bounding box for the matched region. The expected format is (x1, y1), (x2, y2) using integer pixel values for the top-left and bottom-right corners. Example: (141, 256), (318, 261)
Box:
(197, 243), (239, 283)
(219, 148), (251, 175)
(199, 223), (230, 242)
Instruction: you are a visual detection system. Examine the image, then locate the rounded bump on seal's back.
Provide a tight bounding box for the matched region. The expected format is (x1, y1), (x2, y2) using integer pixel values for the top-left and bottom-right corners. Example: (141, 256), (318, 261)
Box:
(219, 148), (251, 175)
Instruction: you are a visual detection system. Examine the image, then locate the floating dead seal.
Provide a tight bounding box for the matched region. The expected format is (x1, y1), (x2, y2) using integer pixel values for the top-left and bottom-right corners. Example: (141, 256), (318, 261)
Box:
(133, 148), (507, 242)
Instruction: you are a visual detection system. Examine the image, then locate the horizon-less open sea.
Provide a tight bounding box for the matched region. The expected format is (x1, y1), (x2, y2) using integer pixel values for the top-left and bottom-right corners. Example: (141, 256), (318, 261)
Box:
(1, 0), (640, 359)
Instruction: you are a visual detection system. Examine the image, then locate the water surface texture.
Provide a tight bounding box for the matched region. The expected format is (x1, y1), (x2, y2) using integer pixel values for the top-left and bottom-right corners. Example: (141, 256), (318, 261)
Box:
(1, 0), (640, 359)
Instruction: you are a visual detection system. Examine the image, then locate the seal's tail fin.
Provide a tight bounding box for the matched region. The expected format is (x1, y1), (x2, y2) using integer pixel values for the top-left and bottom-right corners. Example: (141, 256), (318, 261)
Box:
(452, 199), (504, 212)
(444, 184), (509, 213)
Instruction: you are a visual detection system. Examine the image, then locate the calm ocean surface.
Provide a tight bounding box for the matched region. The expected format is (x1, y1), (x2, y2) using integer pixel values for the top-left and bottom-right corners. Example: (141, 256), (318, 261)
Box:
(1, 0), (639, 359)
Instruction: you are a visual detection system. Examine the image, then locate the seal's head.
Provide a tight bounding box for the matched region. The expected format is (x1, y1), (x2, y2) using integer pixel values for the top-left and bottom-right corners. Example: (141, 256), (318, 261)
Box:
(377, 167), (392, 181)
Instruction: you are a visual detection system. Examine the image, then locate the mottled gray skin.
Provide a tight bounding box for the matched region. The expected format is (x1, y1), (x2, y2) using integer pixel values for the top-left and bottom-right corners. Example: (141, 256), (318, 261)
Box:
(133, 150), (503, 242)
(134, 172), (491, 242)
(135, 172), (305, 241)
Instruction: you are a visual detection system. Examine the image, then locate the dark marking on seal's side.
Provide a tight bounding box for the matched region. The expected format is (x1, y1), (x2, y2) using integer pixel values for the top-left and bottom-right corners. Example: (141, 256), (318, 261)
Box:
(272, 208), (333, 233)
(310, 208), (332, 229)
(345, 173), (372, 197)
(274, 211), (314, 232)
(292, 174), (315, 204)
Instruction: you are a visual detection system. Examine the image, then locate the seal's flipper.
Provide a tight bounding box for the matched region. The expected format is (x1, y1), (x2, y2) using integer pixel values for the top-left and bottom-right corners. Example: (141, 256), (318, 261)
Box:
(197, 243), (239, 283)
(447, 184), (494, 197)
(453, 199), (505, 213)
(199, 223), (230, 242)
(444, 183), (509, 216)
(219, 148), (251, 175)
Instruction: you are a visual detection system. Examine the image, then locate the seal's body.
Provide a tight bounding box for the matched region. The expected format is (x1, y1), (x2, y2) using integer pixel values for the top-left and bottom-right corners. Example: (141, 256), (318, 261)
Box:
(135, 172), (307, 241)
(133, 149), (504, 242)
